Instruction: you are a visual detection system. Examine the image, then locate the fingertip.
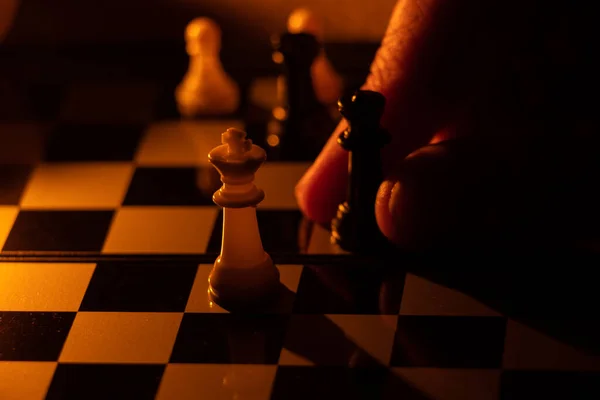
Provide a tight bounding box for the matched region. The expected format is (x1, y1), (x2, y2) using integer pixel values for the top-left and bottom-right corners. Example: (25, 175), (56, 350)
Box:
(375, 179), (402, 245)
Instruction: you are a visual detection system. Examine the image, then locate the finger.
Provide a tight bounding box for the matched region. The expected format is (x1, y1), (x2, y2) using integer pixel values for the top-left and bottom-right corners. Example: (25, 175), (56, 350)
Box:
(296, 0), (446, 225)
(375, 139), (503, 248)
(375, 179), (398, 243)
(294, 120), (349, 226)
(375, 144), (455, 247)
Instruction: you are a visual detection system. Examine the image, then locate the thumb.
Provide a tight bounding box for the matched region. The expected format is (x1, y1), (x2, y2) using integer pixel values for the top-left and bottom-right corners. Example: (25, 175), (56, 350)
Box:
(375, 144), (461, 248)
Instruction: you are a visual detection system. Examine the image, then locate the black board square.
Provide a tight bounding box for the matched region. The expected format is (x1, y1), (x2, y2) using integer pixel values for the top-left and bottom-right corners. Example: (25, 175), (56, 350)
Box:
(123, 167), (216, 206)
(46, 364), (164, 400)
(170, 313), (288, 364)
(0, 312), (76, 361)
(2, 210), (114, 252)
(271, 366), (408, 400)
(0, 165), (32, 204)
(391, 315), (506, 368)
(293, 264), (406, 315)
(44, 123), (144, 161)
(500, 370), (600, 400)
(79, 261), (198, 312)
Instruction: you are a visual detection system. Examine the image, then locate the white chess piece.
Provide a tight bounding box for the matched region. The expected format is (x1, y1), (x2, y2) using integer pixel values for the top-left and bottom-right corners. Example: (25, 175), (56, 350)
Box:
(207, 128), (280, 306)
(175, 18), (240, 116)
(287, 8), (343, 106)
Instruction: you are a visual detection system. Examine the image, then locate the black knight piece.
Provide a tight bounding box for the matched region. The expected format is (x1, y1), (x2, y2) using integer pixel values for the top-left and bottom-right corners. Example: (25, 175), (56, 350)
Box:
(271, 32), (337, 160)
(331, 90), (391, 254)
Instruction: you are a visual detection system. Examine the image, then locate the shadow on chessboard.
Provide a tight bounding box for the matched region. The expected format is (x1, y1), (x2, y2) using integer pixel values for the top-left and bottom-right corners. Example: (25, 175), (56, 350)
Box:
(281, 293), (433, 399)
(227, 249), (600, 366)
(215, 268), (434, 399)
(405, 251), (600, 356)
(240, 255), (599, 398)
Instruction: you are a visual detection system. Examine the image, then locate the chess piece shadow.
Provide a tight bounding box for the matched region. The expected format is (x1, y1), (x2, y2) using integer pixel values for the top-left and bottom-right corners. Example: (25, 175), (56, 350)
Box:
(301, 262), (406, 315)
(282, 315), (433, 400)
(280, 265), (433, 399)
(216, 281), (295, 314)
(218, 279), (432, 399)
(404, 250), (600, 356)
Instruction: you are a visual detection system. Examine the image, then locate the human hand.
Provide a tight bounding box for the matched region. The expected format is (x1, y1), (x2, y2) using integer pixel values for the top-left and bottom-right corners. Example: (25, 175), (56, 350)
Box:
(295, 0), (594, 249)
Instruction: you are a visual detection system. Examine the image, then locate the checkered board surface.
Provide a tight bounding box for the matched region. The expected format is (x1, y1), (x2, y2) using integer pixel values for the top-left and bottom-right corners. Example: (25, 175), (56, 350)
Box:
(1, 79), (599, 400)
(0, 76), (324, 256)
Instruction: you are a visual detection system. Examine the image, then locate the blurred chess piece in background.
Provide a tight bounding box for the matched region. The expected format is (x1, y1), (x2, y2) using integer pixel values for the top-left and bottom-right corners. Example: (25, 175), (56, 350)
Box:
(0, 0), (19, 43)
(287, 8), (343, 106)
(175, 17), (240, 117)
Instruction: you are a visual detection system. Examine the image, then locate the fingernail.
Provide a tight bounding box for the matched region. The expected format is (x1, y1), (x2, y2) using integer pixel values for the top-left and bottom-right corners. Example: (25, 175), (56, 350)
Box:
(376, 179), (395, 210)
(376, 179), (400, 242)
(388, 180), (403, 224)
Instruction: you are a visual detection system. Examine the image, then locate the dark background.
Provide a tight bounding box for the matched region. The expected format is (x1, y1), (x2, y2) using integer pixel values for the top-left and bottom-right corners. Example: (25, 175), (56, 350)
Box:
(0, 0), (393, 71)
(0, 0), (393, 163)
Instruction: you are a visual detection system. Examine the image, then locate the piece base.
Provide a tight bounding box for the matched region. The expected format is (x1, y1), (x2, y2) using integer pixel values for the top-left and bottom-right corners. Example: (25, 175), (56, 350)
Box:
(208, 253), (281, 310)
(331, 202), (390, 255)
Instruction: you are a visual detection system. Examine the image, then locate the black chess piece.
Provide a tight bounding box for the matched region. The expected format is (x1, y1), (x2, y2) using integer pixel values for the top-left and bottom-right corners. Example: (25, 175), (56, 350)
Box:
(331, 90), (391, 254)
(271, 32), (338, 160)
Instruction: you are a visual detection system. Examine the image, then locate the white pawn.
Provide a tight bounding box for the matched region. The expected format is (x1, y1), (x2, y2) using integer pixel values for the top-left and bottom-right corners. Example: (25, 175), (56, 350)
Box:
(287, 8), (343, 106)
(208, 128), (280, 307)
(176, 18), (240, 117)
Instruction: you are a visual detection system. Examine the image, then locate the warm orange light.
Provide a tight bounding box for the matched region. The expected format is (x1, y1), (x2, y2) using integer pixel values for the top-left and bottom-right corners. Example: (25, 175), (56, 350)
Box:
(287, 8), (323, 39)
(186, 23), (201, 39)
(429, 127), (456, 144)
(0, 263), (95, 311)
(272, 106), (286, 121)
(267, 134), (280, 147)
(207, 290), (216, 309)
(184, 17), (221, 57)
(272, 51), (284, 64)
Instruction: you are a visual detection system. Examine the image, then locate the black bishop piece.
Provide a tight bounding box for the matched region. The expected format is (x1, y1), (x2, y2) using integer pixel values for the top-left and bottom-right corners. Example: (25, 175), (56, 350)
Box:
(331, 90), (391, 254)
(272, 32), (337, 160)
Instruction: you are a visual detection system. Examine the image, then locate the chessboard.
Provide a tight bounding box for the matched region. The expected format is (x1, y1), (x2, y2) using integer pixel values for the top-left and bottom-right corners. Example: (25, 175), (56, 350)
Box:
(1, 45), (600, 400)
